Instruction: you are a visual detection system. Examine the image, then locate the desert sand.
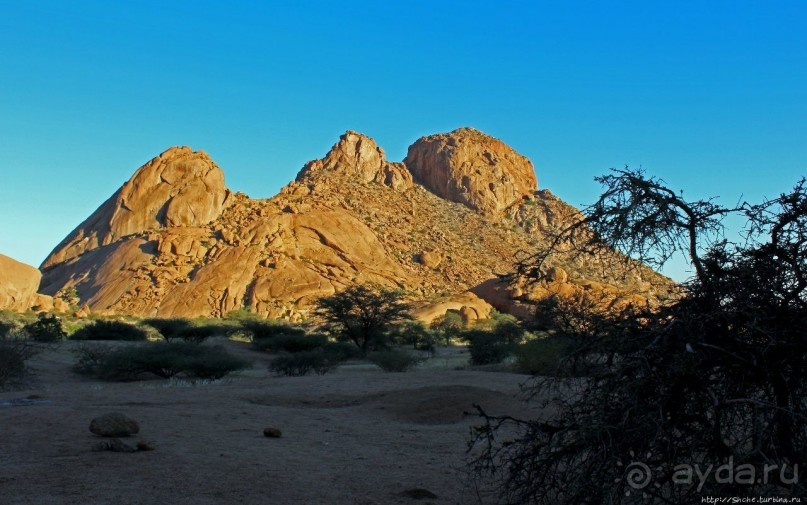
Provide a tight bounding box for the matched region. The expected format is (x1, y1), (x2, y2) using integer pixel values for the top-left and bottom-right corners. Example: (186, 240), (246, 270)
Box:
(0, 340), (540, 505)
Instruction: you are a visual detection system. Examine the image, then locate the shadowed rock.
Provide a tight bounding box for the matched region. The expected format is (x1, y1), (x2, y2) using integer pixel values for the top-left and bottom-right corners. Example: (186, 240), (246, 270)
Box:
(263, 427), (282, 438)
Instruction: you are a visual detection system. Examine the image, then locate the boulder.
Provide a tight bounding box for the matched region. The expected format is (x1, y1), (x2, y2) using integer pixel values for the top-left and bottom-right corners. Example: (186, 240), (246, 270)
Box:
(263, 427), (282, 438)
(471, 277), (536, 321)
(30, 293), (54, 312)
(416, 251), (442, 268)
(89, 413), (140, 438)
(0, 254), (41, 311)
(410, 292), (493, 325)
(404, 127), (537, 214)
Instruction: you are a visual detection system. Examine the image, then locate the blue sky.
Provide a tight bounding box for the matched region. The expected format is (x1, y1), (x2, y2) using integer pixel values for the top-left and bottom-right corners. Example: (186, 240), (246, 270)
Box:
(0, 1), (805, 281)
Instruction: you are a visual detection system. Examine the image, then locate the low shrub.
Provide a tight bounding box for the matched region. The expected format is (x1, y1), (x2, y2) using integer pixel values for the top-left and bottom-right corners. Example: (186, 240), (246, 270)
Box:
(71, 343), (114, 376)
(474, 312), (526, 343)
(268, 349), (338, 377)
(321, 341), (363, 361)
(70, 320), (148, 341)
(142, 318), (228, 343)
(462, 329), (514, 365)
(0, 337), (39, 388)
(0, 320), (18, 339)
(240, 319), (306, 341)
(142, 318), (192, 341)
(223, 307), (261, 322)
(513, 336), (571, 375)
(183, 346), (251, 379)
(252, 332), (328, 353)
(179, 323), (231, 344)
(86, 342), (249, 381)
(458, 314), (526, 366)
(367, 349), (422, 372)
(389, 321), (436, 352)
(23, 314), (67, 342)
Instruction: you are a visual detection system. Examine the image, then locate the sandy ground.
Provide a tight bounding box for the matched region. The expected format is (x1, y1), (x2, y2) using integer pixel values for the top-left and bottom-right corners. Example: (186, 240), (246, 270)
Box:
(0, 340), (541, 505)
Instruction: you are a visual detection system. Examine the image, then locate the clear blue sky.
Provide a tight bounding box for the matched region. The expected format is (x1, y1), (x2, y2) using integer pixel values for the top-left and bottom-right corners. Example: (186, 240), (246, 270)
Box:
(1, 1), (805, 281)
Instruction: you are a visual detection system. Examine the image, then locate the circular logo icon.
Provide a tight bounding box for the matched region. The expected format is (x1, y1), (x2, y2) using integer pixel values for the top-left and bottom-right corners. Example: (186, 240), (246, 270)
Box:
(625, 461), (652, 489)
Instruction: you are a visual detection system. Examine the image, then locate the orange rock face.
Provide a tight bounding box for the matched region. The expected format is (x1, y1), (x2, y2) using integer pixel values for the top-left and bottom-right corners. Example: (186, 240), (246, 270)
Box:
(404, 127), (537, 214)
(0, 254), (41, 311)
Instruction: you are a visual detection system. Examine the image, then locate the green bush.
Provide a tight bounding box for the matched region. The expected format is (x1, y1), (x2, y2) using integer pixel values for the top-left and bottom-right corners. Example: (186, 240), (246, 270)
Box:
(224, 307), (261, 322)
(240, 319), (307, 341)
(143, 318), (228, 343)
(321, 341), (363, 361)
(458, 313), (526, 366)
(474, 312), (526, 343)
(0, 319), (17, 338)
(252, 332), (328, 353)
(389, 321), (436, 351)
(71, 343), (114, 376)
(23, 314), (66, 342)
(180, 323), (231, 344)
(268, 349), (338, 376)
(87, 342), (249, 381)
(430, 311), (464, 345)
(513, 336), (571, 375)
(0, 337), (38, 388)
(143, 318), (192, 341)
(367, 349), (422, 372)
(184, 346), (251, 379)
(462, 329), (514, 365)
(70, 320), (148, 341)
(0, 321), (17, 339)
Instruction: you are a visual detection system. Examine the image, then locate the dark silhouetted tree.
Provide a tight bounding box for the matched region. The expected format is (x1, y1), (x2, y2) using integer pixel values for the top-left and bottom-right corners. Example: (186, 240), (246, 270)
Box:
(470, 168), (807, 503)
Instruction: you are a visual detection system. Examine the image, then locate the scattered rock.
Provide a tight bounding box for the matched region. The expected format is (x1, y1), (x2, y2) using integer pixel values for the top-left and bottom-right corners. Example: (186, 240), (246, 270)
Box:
(136, 441), (156, 451)
(263, 427), (282, 438)
(89, 412), (140, 437)
(416, 251), (442, 268)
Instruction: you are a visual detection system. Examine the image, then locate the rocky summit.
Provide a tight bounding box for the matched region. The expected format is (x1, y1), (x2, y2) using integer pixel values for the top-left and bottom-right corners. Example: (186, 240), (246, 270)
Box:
(405, 127), (537, 214)
(36, 128), (674, 321)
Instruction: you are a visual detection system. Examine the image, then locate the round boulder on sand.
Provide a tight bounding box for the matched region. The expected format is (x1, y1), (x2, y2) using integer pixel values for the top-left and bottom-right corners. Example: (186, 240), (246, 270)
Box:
(89, 412), (140, 437)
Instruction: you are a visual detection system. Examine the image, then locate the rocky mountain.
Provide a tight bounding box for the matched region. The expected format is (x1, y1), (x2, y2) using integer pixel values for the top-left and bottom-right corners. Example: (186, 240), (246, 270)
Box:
(38, 128), (674, 322)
